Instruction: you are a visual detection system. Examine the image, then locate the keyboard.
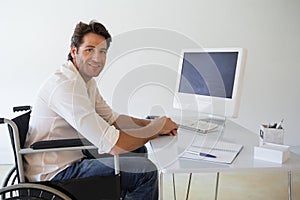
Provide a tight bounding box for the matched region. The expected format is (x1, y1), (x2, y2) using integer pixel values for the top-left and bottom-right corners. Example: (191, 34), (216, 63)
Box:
(145, 115), (219, 133)
(179, 120), (219, 133)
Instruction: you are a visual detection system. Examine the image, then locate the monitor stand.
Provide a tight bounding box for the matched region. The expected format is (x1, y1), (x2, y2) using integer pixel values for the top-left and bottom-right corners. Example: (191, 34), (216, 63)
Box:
(167, 109), (226, 126)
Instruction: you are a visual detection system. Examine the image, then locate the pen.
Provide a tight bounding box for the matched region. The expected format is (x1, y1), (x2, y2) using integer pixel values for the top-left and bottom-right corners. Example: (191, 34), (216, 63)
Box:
(199, 152), (217, 158)
(276, 119), (284, 129)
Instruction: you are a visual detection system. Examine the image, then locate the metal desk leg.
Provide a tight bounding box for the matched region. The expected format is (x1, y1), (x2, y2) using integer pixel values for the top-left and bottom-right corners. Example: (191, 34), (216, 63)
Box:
(215, 172), (220, 200)
(185, 173), (192, 200)
(172, 173), (177, 200)
(159, 172), (164, 200)
(288, 171), (293, 200)
(172, 173), (192, 200)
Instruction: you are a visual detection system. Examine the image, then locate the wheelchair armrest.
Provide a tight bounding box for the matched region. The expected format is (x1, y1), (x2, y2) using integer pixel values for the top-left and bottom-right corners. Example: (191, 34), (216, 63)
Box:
(27, 138), (120, 174)
(30, 138), (93, 150)
(13, 106), (32, 112)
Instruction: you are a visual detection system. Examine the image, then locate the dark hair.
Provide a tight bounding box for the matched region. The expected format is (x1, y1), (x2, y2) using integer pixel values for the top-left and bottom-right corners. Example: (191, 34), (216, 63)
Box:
(67, 20), (112, 61)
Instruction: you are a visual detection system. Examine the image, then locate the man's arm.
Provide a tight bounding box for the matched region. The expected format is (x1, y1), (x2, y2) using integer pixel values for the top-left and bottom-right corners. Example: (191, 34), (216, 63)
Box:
(110, 115), (178, 155)
(113, 115), (150, 129)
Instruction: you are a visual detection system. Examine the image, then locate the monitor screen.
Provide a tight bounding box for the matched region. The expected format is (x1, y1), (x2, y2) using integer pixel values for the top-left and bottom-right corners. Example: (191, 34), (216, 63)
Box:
(173, 48), (246, 118)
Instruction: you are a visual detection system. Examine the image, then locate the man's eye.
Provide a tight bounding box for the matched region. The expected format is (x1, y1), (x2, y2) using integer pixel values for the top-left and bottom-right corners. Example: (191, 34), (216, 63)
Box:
(100, 50), (107, 54)
(86, 48), (94, 53)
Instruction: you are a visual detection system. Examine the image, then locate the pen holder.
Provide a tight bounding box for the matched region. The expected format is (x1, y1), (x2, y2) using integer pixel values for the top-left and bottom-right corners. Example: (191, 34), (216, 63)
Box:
(259, 124), (284, 146)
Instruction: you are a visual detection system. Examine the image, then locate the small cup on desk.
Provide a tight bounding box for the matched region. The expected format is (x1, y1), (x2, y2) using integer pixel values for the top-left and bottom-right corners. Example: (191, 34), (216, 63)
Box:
(259, 124), (284, 146)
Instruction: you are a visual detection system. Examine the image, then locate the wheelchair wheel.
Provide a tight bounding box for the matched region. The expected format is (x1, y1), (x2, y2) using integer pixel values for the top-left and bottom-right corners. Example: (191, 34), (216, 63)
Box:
(2, 166), (18, 187)
(0, 183), (72, 200)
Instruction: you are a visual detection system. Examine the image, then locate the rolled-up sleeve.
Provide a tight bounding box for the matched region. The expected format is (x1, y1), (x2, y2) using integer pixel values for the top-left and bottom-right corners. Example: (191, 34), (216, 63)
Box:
(94, 87), (119, 125)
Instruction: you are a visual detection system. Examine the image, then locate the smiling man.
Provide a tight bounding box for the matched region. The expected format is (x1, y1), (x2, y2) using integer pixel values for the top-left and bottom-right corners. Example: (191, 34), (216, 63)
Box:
(71, 32), (107, 82)
(24, 20), (178, 200)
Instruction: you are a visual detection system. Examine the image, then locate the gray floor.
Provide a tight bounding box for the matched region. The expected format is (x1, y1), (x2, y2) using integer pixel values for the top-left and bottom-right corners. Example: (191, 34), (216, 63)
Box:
(1, 165), (299, 200)
(162, 171), (300, 200)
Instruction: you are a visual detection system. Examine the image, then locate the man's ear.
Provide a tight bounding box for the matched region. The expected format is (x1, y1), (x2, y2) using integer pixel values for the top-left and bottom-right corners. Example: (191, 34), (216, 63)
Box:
(70, 46), (77, 60)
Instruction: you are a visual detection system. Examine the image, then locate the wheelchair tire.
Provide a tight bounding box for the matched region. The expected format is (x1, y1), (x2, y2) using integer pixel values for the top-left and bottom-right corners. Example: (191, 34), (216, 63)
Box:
(0, 183), (72, 200)
(2, 166), (18, 187)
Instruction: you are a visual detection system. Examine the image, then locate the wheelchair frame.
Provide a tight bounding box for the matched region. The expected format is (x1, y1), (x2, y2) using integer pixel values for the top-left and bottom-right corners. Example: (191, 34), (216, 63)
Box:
(0, 106), (121, 200)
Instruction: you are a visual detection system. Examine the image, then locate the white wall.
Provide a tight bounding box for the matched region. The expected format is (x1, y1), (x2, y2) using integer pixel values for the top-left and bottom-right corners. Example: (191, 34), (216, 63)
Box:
(0, 0), (299, 163)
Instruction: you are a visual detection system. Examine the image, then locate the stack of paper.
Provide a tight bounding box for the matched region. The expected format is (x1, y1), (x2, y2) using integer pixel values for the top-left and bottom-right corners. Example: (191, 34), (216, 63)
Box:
(180, 140), (243, 164)
(254, 143), (290, 163)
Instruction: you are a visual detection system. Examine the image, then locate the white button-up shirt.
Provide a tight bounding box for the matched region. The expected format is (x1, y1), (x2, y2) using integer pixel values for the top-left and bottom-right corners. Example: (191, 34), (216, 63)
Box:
(24, 61), (120, 181)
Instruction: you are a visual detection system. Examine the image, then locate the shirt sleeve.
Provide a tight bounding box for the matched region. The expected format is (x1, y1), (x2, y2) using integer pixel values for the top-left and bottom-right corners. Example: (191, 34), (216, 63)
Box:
(94, 87), (119, 125)
(46, 77), (119, 153)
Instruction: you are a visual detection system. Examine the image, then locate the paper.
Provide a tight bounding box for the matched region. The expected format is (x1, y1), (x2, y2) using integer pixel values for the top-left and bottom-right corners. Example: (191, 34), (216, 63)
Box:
(254, 143), (290, 163)
(180, 140), (243, 164)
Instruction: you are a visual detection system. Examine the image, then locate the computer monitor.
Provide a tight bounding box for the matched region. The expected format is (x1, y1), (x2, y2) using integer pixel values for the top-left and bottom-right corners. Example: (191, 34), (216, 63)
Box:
(173, 48), (246, 119)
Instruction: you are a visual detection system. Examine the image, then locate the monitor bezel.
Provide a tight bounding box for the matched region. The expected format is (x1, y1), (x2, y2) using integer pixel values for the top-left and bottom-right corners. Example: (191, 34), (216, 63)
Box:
(173, 48), (246, 118)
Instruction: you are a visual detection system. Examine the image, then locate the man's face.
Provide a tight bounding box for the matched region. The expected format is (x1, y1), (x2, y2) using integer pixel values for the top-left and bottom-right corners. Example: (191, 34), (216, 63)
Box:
(71, 32), (107, 82)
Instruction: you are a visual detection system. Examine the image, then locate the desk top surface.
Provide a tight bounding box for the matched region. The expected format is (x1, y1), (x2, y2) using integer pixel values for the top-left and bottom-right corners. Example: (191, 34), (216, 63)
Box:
(149, 120), (300, 174)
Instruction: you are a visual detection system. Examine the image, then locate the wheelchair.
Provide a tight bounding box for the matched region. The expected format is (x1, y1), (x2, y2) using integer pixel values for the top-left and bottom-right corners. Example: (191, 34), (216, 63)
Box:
(0, 106), (122, 200)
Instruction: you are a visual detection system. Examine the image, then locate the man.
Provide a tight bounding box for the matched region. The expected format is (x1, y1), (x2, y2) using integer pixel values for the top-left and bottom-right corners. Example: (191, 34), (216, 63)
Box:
(24, 20), (178, 200)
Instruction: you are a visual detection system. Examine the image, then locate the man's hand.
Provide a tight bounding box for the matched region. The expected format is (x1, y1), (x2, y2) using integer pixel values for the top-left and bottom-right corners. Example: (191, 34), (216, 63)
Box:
(153, 117), (178, 136)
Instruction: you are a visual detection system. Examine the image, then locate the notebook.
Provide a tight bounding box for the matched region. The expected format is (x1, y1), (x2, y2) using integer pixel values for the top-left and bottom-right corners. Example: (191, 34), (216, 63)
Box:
(180, 139), (243, 164)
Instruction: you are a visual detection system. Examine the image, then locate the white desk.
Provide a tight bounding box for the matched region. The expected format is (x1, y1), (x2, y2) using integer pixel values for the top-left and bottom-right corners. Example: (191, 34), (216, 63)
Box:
(149, 120), (300, 200)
